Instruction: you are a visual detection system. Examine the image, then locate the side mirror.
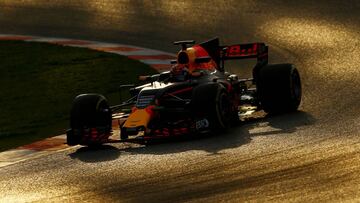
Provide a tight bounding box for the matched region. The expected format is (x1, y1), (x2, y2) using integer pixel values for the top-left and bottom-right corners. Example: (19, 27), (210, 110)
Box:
(138, 75), (150, 81)
(139, 74), (160, 82)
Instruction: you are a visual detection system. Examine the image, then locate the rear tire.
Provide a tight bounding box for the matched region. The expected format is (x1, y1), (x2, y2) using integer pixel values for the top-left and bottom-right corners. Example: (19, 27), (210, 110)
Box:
(68, 94), (112, 145)
(257, 64), (302, 114)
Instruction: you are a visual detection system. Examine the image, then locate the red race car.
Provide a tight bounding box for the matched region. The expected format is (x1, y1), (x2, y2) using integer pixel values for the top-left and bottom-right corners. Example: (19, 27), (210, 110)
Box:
(66, 38), (301, 146)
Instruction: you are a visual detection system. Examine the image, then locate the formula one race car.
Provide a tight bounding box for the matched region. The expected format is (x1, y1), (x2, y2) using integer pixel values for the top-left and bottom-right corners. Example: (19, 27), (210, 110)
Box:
(66, 38), (301, 146)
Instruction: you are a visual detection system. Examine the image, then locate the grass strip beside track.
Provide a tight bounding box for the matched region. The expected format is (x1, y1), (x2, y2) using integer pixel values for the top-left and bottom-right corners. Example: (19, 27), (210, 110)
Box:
(0, 40), (156, 151)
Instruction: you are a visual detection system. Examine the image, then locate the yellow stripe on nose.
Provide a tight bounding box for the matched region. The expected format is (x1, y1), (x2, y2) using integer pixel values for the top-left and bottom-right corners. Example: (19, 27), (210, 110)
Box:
(123, 109), (151, 128)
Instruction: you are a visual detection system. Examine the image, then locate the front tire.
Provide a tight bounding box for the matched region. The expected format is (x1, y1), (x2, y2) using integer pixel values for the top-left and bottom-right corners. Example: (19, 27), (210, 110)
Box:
(68, 94), (112, 146)
(192, 83), (232, 130)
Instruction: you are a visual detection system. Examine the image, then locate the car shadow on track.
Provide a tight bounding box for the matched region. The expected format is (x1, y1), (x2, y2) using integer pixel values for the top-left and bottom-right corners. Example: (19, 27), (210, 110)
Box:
(122, 110), (316, 155)
(68, 110), (316, 162)
(242, 110), (316, 137)
(68, 145), (121, 163)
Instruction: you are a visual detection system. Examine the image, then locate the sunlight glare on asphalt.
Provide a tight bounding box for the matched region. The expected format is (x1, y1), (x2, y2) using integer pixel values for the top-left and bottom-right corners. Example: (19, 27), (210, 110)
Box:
(258, 17), (360, 79)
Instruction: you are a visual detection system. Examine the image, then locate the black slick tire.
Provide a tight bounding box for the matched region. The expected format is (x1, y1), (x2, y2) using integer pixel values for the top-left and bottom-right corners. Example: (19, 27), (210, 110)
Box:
(191, 83), (232, 130)
(68, 94), (112, 146)
(257, 63), (302, 114)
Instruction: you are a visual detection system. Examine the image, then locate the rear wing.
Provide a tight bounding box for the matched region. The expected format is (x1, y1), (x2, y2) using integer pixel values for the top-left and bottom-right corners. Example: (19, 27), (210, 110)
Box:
(197, 38), (269, 72)
(221, 43), (268, 61)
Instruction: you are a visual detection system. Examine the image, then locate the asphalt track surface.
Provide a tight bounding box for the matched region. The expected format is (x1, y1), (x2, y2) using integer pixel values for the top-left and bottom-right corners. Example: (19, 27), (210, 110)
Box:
(1, 1), (360, 202)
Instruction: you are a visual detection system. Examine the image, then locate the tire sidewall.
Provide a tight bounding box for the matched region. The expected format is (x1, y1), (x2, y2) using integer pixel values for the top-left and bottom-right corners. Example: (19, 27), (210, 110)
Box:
(191, 83), (231, 130)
